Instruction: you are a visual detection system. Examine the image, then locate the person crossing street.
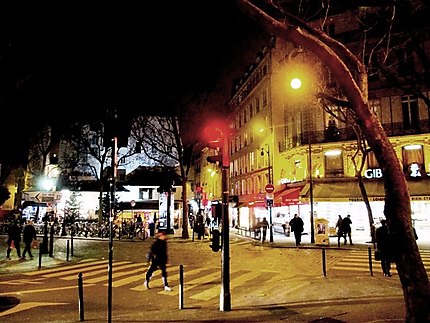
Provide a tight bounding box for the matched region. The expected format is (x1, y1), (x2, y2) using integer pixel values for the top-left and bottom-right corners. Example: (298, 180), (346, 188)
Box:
(143, 230), (172, 291)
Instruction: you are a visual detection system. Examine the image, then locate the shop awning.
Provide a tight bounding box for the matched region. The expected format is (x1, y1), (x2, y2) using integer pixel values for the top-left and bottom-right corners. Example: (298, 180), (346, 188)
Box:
(300, 179), (430, 202)
(238, 187), (302, 207)
(274, 187), (304, 206)
(238, 192), (267, 207)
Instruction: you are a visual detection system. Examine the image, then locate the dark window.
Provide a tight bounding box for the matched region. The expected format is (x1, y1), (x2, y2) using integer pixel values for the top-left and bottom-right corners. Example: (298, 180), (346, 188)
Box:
(402, 95), (419, 129)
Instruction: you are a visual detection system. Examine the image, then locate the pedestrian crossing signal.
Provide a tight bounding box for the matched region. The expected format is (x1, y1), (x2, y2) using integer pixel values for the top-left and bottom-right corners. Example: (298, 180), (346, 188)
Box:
(210, 229), (221, 252)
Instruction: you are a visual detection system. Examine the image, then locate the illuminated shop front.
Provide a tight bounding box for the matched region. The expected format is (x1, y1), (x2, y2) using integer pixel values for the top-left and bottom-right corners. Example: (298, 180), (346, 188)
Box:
(300, 178), (430, 240)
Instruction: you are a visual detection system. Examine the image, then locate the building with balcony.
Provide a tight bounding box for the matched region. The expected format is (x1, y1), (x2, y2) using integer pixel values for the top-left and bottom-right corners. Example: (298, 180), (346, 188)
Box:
(227, 8), (430, 241)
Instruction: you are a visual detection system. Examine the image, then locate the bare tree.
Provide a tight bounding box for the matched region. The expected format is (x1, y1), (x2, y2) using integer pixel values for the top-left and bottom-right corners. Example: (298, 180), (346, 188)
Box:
(130, 114), (199, 239)
(131, 94), (210, 239)
(62, 121), (137, 223)
(236, 0), (430, 320)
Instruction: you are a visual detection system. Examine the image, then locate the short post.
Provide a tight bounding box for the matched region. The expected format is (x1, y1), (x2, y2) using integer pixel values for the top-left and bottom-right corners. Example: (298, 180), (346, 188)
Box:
(179, 264), (184, 309)
(49, 224), (55, 257)
(71, 234), (74, 257)
(368, 247), (373, 276)
(38, 242), (43, 269)
(67, 240), (70, 262)
(322, 248), (327, 277)
(78, 272), (84, 321)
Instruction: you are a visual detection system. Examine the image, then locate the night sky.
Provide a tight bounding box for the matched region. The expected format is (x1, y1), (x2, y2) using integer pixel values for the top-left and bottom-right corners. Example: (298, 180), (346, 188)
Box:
(0, 1), (268, 165)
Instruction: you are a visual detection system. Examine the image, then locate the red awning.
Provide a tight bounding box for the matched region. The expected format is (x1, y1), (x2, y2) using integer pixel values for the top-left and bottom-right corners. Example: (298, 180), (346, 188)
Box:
(274, 187), (304, 206)
(239, 192), (267, 207)
(238, 188), (287, 207)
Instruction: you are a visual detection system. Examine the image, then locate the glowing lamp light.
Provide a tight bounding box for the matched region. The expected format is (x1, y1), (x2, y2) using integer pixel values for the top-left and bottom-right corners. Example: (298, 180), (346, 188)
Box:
(290, 77), (302, 90)
(41, 178), (54, 191)
(404, 144), (422, 150)
(324, 149), (341, 156)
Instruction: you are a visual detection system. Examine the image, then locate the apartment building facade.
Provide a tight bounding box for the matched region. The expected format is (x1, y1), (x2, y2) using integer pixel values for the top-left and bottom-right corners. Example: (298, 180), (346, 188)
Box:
(227, 10), (430, 241)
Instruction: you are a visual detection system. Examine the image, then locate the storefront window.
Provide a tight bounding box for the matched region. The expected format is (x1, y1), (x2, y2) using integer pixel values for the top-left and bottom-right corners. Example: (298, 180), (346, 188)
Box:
(367, 151), (379, 168)
(324, 149), (344, 177)
(402, 144), (425, 177)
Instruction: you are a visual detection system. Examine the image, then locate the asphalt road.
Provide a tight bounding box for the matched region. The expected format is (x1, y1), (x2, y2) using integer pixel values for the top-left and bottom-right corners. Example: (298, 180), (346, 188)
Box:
(0, 232), (425, 322)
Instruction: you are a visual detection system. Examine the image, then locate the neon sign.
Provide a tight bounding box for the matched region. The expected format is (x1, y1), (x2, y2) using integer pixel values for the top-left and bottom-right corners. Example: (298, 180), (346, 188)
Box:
(364, 168), (383, 179)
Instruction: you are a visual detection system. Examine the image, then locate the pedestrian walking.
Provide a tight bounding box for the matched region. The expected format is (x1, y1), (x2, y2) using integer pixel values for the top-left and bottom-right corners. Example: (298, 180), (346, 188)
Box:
(259, 217), (269, 243)
(341, 214), (354, 245)
(22, 220), (37, 259)
(143, 231), (172, 291)
(375, 219), (393, 277)
(289, 214), (304, 247)
(6, 220), (22, 260)
(335, 215), (343, 247)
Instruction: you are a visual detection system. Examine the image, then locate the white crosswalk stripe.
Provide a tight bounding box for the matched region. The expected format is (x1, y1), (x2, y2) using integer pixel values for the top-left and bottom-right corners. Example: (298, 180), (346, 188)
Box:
(330, 249), (430, 274)
(19, 259), (271, 300)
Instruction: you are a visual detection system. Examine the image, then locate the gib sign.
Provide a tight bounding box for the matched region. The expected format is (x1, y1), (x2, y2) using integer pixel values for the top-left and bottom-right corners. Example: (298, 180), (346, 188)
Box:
(364, 168), (383, 179)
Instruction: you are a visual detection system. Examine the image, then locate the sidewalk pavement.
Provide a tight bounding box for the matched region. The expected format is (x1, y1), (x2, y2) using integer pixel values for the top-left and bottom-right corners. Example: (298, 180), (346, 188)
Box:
(0, 231), (423, 322)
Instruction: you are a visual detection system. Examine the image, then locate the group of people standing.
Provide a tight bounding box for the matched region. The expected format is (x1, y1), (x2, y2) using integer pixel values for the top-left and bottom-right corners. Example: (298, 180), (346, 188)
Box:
(335, 214), (354, 247)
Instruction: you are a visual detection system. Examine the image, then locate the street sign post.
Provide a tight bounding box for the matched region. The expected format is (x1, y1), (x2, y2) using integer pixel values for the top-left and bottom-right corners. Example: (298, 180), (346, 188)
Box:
(265, 184), (275, 194)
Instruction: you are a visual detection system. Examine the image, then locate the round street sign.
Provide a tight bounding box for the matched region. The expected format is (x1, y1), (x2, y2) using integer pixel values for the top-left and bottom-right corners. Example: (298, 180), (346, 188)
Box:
(265, 184), (275, 193)
(130, 200), (136, 207)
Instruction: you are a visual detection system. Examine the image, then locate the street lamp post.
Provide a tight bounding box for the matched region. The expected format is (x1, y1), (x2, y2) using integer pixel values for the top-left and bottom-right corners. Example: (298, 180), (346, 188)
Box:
(308, 132), (315, 244)
(290, 77), (315, 244)
(261, 146), (274, 243)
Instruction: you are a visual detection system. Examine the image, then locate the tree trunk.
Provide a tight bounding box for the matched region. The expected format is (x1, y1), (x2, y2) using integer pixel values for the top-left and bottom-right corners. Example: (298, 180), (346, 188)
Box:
(237, 1), (430, 321)
(356, 173), (376, 247)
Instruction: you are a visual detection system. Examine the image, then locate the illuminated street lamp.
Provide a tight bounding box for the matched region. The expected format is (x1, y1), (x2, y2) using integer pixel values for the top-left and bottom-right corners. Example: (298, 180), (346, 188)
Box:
(290, 76), (315, 244)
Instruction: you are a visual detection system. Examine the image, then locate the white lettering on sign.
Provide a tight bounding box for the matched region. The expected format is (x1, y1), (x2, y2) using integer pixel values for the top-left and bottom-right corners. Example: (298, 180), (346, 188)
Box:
(364, 168), (383, 179)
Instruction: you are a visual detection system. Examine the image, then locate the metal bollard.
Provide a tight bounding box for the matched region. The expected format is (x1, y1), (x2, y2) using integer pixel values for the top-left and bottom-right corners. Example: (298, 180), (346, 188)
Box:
(67, 240), (70, 262)
(71, 235), (74, 257)
(322, 248), (327, 277)
(78, 272), (84, 321)
(38, 242), (43, 269)
(179, 265), (184, 309)
(368, 247), (373, 276)
(49, 225), (55, 257)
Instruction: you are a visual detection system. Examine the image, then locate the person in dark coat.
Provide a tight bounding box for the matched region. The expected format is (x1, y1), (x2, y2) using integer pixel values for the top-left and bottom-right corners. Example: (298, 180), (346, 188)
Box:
(341, 214), (354, 245)
(259, 217), (269, 243)
(6, 220), (22, 260)
(375, 219), (393, 277)
(22, 220), (37, 259)
(143, 231), (172, 291)
(289, 214), (304, 247)
(335, 215), (343, 247)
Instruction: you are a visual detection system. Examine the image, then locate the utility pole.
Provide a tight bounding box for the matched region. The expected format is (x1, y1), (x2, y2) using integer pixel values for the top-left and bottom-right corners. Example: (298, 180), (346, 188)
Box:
(107, 137), (117, 323)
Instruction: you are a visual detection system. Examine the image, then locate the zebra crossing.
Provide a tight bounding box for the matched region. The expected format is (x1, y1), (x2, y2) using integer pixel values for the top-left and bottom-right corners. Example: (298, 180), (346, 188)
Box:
(4, 258), (275, 301)
(330, 249), (430, 275)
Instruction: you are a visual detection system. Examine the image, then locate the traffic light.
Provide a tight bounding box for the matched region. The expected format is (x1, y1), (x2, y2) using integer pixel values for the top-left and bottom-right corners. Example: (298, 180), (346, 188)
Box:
(210, 229), (221, 252)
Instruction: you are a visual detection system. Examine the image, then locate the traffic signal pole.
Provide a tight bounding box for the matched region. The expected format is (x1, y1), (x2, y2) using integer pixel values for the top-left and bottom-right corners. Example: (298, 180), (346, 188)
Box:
(108, 137), (117, 323)
(203, 120), (231, 311)
(220, 133), (231, 312)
